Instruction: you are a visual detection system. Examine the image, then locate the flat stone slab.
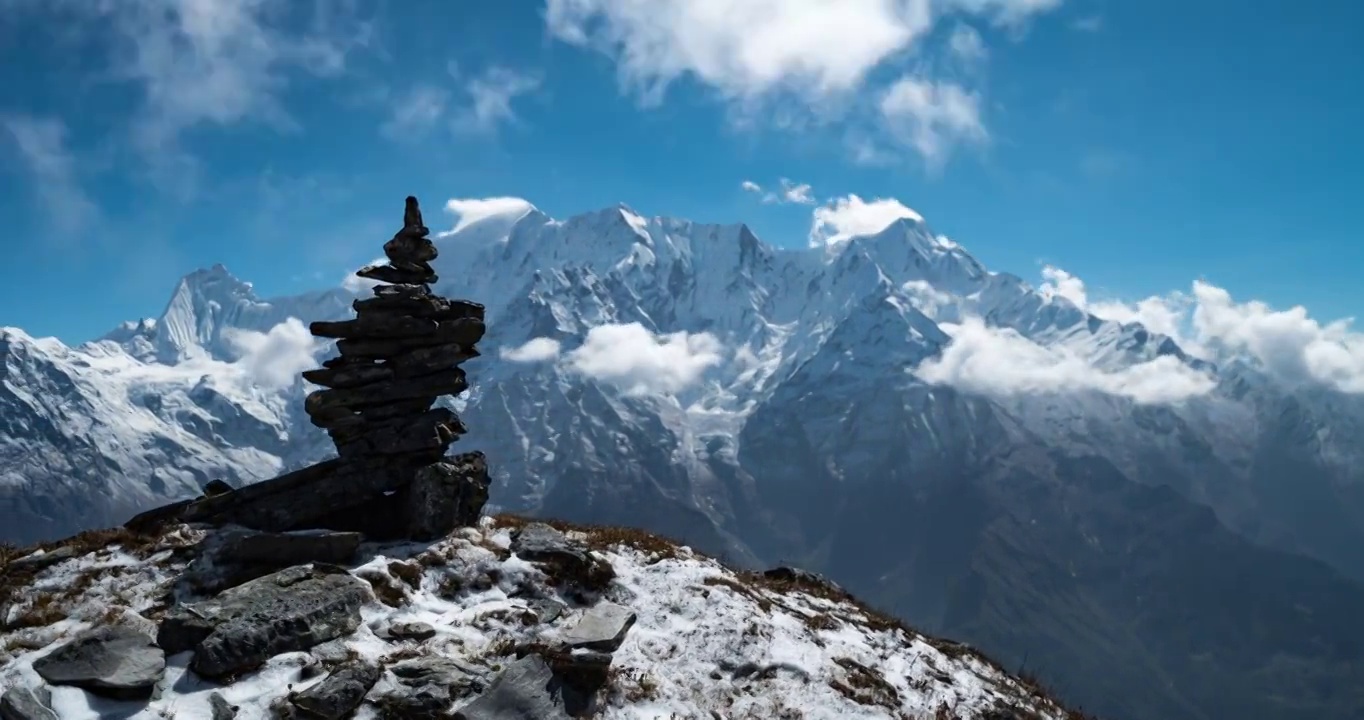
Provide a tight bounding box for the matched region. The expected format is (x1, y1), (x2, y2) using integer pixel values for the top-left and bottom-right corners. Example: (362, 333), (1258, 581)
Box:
(452, 655), (570, 720)
(560, 603), (636, 652)
(32, 624), (166, 700)
(158, 565), (370, 679)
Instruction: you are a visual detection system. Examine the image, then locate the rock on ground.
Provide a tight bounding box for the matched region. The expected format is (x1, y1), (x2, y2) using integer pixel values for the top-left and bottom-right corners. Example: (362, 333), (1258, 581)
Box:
(157, 564), (370, 679)
(31, 624), (165, 700)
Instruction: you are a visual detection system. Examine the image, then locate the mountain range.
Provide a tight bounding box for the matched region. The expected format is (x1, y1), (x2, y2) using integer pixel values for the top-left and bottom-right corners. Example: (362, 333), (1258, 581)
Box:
(3, 200), (1364, 720)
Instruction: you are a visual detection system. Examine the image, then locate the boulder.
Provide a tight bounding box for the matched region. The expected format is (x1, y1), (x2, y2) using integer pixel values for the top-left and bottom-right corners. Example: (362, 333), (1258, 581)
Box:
(0, 686), (59, 720)
(158, 565), (370, 679)
(32, 624), (165, 700)
(208, 692), (237, 720)
(560, 603), (636, 652)
(510, 524), (616, 593)
(289, 660), (381, 719)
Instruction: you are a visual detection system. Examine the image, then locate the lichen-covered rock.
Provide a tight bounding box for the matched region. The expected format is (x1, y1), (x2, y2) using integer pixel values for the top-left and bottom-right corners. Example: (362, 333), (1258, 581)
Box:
(157, 565), (370, 679)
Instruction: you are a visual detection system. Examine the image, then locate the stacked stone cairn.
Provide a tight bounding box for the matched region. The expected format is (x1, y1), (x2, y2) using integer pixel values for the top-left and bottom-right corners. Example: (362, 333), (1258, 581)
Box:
(125, 196), (490, 542)
(303, 196), (480, 467)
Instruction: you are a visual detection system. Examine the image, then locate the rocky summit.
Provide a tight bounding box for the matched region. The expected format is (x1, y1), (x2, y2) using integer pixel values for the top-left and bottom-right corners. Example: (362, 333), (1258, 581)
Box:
(123, 196), (490, 544)
(0, 518), (1089, 719)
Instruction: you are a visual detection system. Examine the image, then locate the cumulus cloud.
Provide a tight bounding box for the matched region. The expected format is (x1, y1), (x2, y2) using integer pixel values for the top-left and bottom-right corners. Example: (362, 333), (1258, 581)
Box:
(809, 194), (924, 247)
(0, 114), (97, 236)
(564, 322), (724, 396)
(441, 196), (538, 235)
(222, 317), (319, 390)
(1039, 265), (1364, 394)
(916, 317), (1216, 404)
(740, 180), (763, 193)
(878, 77), (988, 168)
(542, 0), (1061, 166)
(501, 337), (563, 363)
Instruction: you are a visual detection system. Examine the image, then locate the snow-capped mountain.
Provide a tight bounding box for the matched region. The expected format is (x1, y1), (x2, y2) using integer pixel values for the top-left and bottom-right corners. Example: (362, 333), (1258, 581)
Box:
(5, 201), (1364, 720)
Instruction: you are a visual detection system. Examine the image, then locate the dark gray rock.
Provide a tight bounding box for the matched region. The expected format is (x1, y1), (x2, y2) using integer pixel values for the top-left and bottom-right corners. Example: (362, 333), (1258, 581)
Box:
(355, 261), (437, 286)
(527, 598), (566, 624)
(390, 656), (486, 697)
(379, 683), (450, 720)
(32, 624), (165, 700)
(208, 691), (237, 720)
(387, 620), (437, 641)
(203, 479), (235, 497)
(509, 524), (616, 593)
(158, 565), (370, 679)
(290, 660), (380, 719)
(384, 234), (438, 265)
(403, 456), (491, 541)
(304, 369), (468, 418)
(0, 686), (58, 720)
(182, 528), (367, 593)
(452, 655), (570, 720)
(333, 320), (484, 358)
(560, 603), (636, 652)
(380, 656), (486, 719)
(762, 566), (845, 595)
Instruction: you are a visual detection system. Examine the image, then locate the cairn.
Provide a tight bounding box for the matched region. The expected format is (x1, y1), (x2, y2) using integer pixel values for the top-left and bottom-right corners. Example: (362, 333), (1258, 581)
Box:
(303, 196), (481, 466)
(126, 196), (491, 542)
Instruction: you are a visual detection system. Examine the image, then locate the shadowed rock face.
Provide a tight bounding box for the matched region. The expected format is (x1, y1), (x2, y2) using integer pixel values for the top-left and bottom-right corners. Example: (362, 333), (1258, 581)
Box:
(124, 196), (491, 542)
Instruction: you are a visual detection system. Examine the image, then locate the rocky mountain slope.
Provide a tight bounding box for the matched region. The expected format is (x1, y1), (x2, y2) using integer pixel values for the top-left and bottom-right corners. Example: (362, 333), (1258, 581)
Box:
(0, 517), (1086, 719)
(4, 201), (1364, 719)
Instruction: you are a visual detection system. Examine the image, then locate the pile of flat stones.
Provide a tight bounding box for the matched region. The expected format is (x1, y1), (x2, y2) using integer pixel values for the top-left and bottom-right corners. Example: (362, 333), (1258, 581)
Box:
(304, 195), (484, 468)
(124, 196), (490, 542)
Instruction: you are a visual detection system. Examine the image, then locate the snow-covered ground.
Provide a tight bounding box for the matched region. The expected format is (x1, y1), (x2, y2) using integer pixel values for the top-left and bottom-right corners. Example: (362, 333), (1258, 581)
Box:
(0, 517), (1079, 719)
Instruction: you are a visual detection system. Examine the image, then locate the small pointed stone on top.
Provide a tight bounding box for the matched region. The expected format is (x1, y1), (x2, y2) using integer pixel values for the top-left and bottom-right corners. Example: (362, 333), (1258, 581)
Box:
(401, 195), (429, 237)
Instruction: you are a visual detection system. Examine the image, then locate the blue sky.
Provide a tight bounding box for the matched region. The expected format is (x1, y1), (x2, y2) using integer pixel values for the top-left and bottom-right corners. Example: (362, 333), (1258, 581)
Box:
(1, 0), (1361, 343)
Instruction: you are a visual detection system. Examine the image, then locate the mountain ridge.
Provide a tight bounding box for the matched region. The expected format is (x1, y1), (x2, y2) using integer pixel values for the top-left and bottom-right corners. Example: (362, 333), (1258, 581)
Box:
(4, 200), (1364, 720)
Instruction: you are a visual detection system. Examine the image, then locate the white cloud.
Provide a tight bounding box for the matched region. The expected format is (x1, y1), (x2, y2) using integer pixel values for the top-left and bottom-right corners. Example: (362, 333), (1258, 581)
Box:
(544, 0), (936, 106)
(542, 0), (1060, 167)
(809, 194), (924, 247)
(380, 85), (450, 141)
(222, 317), (318, 390)
(1191, 282), (1364, 393)
(565, 322), (724, 396)
(744, 177), (816, 205)
(916, 317), (1216, 404)
(453, 66), (541, 135)
(0, 114), (97, 235)
(1039, 265), (1364, 394)
(501, 337), (563, 363)
(443, 196), (537, 234)
(948, 24), (988, 64)
(36, 0), (373, 190)
(878, 77), (987, 168)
